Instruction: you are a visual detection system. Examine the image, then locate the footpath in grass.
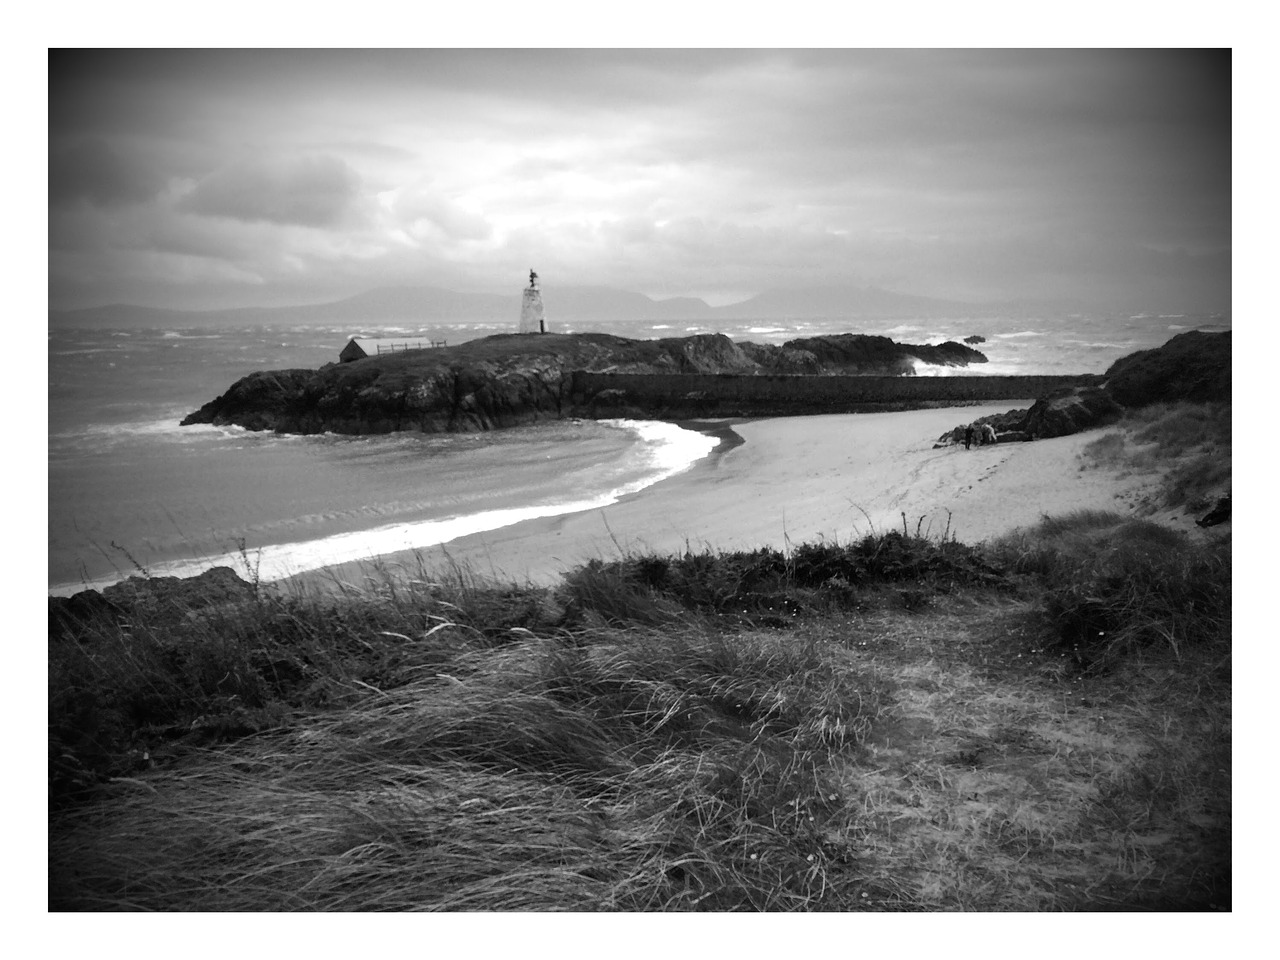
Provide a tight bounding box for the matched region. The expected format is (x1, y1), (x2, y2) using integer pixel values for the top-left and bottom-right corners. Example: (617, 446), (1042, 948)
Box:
(815, 597), (1230, 910)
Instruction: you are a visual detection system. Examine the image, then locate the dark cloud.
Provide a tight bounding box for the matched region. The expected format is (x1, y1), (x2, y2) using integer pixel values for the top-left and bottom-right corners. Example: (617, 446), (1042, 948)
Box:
(49, 138), (164, 207)
(178, 156), (364, 228)
(137, 213), (262, 263)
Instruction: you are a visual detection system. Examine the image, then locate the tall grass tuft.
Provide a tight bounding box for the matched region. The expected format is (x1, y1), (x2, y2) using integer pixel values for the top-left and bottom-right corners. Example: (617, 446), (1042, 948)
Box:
(559, 532), (1009, 627)
(48, 569), (561, 809)
(51, 608), (886, 911)
(50, 758), (617, 911)
(1128, 402), (1231, 456)
(1077, 402), (1231, 513)
(986, 511), (1230, 665)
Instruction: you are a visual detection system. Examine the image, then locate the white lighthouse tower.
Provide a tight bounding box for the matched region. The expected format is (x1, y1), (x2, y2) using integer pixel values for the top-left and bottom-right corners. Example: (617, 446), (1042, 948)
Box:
(519, 269), (547, 334)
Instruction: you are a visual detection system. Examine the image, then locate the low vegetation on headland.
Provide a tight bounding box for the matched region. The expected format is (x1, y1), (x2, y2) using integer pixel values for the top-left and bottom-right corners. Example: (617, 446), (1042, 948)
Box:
(49, 400), (1231, 911)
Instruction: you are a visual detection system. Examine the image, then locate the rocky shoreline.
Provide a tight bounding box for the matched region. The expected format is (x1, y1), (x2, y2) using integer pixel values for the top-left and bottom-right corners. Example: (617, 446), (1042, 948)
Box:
(180, 331), (989, 435)
(933, 329), (1231, 445)
(180, 329), (1230, 444)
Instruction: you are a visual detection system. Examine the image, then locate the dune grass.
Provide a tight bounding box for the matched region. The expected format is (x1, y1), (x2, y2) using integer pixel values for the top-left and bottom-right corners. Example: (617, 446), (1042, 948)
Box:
(985, 511), (1230, 666)
(1078, 402), (1231, 513)
(51, 607), (887, 911)
(49, 511), (1230, 911)
(559, 528), (1007, 627)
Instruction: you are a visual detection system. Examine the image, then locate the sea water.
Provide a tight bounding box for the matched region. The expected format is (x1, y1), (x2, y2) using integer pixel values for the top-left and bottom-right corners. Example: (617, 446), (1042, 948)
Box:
(47, 311), (1229, 594)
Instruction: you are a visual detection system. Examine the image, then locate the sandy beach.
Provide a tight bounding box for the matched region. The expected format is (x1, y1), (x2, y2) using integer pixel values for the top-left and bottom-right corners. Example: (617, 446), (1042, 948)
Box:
(294, 403), (1180, 591)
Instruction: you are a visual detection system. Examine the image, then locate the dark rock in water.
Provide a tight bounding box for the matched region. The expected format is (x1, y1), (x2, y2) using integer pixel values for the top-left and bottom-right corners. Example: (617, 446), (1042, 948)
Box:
(180, 369), (318, 432)
(963, 335), (986, 344)
(1196, 495), (1231, 527)
(1103, 330), (1231, 407)
(1022, 385), (1124, 439)
(783, 333), (987, 373)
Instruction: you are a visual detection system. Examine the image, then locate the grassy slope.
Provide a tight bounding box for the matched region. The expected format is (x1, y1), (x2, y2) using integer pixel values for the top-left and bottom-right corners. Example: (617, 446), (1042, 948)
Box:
(49, 405), (1231, 912)
(1075, 401), (1231, 519)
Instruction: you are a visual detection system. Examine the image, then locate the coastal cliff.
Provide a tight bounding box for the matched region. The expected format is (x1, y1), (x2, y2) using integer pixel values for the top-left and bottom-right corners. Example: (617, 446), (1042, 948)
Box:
(181, 331), (988, 434)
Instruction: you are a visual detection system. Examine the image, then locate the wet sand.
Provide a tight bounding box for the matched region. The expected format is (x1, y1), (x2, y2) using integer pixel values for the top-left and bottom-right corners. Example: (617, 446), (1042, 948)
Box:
(287, 403), (1179, 592)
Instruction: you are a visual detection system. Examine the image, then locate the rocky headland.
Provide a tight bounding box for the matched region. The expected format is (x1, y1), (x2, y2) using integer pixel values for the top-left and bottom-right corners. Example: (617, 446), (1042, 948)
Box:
(937, 330), (1231, 444)
(181, 331), (988, 435)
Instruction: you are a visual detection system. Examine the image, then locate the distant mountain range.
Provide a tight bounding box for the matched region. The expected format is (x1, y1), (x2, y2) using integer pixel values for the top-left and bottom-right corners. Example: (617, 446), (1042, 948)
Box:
(49, 284), (1086, 329)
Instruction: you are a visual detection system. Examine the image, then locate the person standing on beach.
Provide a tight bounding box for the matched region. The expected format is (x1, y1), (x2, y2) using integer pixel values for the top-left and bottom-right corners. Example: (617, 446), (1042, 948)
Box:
(964, 425), (975, 449)
(982, 423), (998, 446)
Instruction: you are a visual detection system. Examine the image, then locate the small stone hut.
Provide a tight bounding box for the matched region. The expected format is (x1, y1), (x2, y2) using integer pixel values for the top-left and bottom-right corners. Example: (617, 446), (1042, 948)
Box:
(340, 338), (369, 363)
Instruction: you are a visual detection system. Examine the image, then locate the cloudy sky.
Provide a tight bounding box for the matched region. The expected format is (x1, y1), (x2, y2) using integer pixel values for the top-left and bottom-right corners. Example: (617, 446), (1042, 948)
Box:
(48, 48), (1231, 313)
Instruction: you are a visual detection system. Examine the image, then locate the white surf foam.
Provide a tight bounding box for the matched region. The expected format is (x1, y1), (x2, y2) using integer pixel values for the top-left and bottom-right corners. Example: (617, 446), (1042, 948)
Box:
(48, 419), (720, 595)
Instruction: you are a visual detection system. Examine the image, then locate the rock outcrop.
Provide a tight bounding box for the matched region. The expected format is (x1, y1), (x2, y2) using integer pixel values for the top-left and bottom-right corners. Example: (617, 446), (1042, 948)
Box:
(1102, 330), (1231, 407)
(183, 331), (992, 435)
(49, 566), (257, 640)
(1196, 495), (1231, 528)
(783, 334), (986, 374)
(1020, 385), (1125, 439)
(934, 407), (1034, 447)
(99, 566), (258, 609)
(934, 330), (1230, 446)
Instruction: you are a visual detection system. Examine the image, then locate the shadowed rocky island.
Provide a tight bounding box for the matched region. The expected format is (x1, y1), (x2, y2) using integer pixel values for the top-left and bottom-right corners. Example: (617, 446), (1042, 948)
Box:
(180, 331), (999, 434)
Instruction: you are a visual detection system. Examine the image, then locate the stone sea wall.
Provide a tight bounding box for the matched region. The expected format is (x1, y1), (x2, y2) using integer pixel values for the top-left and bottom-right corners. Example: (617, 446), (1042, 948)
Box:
(570, 372), (1102, 418)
